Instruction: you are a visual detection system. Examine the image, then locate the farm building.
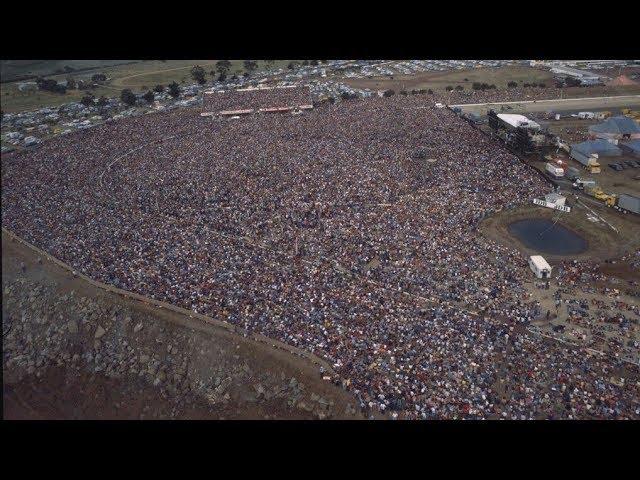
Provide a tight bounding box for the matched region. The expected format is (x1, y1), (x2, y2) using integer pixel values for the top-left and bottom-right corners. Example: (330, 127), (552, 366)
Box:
(571, 139), (622, 159)
(588, 116), (640, 142)
(528, 255), (552, 279)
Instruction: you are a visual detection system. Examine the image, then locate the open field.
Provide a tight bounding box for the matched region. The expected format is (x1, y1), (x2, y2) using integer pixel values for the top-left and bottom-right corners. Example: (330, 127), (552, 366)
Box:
(2, 231), (363, 420)
(0, 60), (294, 113)
(340, 65), (640, 104)
(0, 60), (141, 82)
(340, 66), (557, 92)
(340, 65), (555, 91)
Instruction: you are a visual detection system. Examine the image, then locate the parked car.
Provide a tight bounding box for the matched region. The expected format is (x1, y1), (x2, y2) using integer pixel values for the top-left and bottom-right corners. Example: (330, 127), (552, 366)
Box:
(609, 163), (623, 171)
(623, 160), (638, 168)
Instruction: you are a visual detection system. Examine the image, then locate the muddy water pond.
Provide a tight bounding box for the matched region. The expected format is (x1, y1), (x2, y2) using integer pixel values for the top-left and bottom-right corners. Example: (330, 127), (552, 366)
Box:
(507, 218), (587, 255)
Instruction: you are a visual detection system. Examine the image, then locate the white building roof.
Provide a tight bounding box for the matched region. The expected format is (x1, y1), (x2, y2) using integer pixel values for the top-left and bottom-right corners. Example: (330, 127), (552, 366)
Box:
(529, 255), (552, 271)
(497, 114), (540, 129)
(545, 193), (565, 204)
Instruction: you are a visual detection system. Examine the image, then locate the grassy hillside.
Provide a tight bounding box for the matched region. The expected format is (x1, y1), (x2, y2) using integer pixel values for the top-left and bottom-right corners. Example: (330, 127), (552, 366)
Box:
(1, 60), (294, 113)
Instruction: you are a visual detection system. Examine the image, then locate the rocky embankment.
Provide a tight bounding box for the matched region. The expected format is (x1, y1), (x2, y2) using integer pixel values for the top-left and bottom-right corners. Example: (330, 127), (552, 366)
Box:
(2, 236), (361, 420)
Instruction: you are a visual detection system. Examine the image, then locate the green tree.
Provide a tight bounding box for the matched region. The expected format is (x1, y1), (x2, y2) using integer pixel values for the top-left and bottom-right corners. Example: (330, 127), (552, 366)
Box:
(243, 60), (258, 74)
(143, 90), (155, 104)
(80, 94), (94, 107)
(153, 84), (164, 93)
(191, 65), (207, 84)
(215, 60), (232, 75)
(66, 76), (77, 90)
(120, 89), (137, 106)
(168, 82), (180, 98)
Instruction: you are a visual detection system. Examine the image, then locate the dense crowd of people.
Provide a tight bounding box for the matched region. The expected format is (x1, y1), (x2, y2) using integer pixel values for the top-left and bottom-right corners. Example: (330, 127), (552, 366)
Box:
(2, 94), (638, 419)
(203, 85), (312, 113)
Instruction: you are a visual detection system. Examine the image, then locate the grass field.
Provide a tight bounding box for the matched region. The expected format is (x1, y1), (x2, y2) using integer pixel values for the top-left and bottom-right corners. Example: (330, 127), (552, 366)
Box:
(340, 66), (557, 92)
(0, 60), (141, 82)
(1, 60), (294, 113)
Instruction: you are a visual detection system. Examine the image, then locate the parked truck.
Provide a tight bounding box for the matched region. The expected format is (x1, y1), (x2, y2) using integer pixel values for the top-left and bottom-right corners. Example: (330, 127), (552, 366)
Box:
(573, 178), (596, 190)
(616, 194), (640, 214)
(545, 162), (564, 178)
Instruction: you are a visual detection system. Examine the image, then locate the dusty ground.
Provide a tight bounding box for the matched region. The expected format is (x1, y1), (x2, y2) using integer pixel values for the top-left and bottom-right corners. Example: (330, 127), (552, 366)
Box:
(2, 232), (363, 420)
(339, 66), (555, 92)
(340, 66), (640, 99)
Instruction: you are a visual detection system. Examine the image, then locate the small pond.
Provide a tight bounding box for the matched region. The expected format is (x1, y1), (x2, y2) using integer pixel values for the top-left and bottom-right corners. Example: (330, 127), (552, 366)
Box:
(507, 218), (587, 255)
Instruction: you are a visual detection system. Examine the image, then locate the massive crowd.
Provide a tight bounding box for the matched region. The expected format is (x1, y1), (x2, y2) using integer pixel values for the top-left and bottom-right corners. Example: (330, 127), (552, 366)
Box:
(203, 85), (312, 113)
(2, 94), (638, 419)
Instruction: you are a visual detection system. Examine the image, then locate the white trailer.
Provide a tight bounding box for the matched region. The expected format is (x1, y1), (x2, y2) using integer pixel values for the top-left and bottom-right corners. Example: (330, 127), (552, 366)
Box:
(546, 162), (564, 178)
(529, 255), (552, 279)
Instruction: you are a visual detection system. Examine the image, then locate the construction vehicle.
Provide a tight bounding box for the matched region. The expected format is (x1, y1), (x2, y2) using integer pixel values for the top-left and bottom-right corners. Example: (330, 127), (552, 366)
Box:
(605, 195), (618, 207)
(585, 184), (604, 197)
(621, 109), (640, 119)
(584, 184), (618, 206)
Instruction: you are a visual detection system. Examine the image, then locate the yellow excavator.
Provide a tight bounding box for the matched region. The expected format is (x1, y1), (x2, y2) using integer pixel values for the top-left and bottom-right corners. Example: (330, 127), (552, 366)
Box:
(586, 185), (617, 206)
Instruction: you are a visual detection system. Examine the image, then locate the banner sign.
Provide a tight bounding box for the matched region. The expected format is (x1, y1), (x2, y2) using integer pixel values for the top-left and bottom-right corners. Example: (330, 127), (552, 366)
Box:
(533, 198), (571, 212)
